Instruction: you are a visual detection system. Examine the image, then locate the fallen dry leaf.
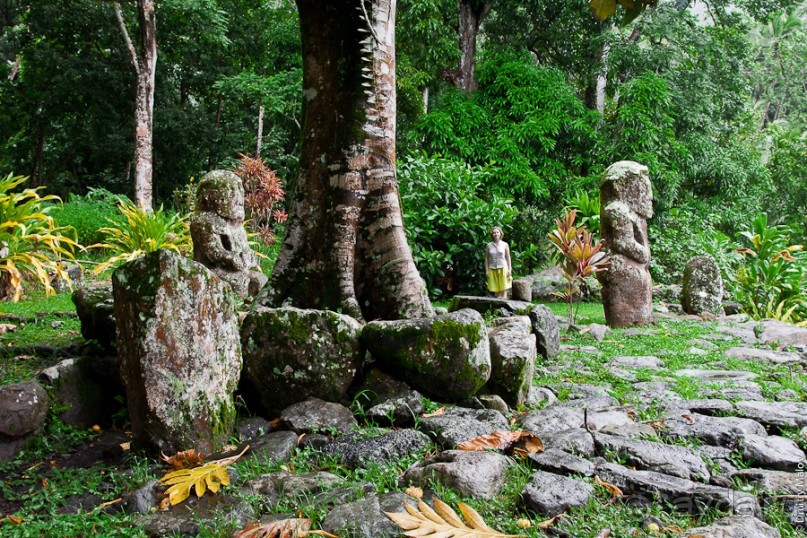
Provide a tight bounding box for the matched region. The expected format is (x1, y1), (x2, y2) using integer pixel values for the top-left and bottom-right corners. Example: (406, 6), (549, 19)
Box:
(404, 486), (423, 499)
(665, 526), (683, 534)
(161, 449), (205, 470)
(97, 498), (121, 510)
(268, 417), (282, 428)
(385, 498), (524, 538)
(682, 414), (696, 425)
(594, 475), (623, 498)
(6, 515), (22, 524)
(515, 518), (531, 529)
(646, 419), (666, 431)
(421, 407), (445, 418)
(537, 514), (564, 529)
(457, 431), (543, 456)
(0, 323), (17, 334)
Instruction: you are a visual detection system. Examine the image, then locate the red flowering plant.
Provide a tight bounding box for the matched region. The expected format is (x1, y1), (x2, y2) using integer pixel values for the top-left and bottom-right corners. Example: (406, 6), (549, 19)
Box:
(234, 155), (286, 246)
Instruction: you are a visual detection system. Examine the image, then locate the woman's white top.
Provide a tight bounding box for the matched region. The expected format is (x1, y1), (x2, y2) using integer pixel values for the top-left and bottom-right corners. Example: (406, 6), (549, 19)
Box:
(487, 241), (508, 269)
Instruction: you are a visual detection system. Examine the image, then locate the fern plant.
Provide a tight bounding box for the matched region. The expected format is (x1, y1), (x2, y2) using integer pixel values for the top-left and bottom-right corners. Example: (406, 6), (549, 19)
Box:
(0, 173), (80, 301)
(92, 201), (192, 274)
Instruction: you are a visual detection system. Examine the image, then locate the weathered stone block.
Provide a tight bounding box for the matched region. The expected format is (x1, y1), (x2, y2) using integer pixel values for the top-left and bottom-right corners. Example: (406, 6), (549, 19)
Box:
(113, 250), (241, 454)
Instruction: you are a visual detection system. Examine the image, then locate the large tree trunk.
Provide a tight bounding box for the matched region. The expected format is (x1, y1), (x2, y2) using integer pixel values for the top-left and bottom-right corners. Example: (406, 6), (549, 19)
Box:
(265, 0), (433, 322)
(455, 0), (491, 93)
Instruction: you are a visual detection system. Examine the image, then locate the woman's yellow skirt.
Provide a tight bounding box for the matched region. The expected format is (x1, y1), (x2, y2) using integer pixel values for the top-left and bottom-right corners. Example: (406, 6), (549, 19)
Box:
(487, 268), (512, 293)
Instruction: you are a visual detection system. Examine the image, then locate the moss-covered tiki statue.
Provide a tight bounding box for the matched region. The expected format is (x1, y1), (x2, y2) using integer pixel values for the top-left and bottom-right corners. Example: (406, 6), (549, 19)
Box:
(190, 170), (267, 298)
(597, 161), (654, 327)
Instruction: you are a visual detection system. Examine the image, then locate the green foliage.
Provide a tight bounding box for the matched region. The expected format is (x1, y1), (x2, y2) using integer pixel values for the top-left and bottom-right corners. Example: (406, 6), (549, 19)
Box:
(764, 125), (807, 239)
(399, 155), (516, 297)
(410, 52), (598, 204)
(732, 213), (807, 323)
(50, 188), (125, 247)
(507, 205), (555, 276)
(91, 201), (192, 274)
(563, 189), (601, 238)
(0, 173), (79, 301)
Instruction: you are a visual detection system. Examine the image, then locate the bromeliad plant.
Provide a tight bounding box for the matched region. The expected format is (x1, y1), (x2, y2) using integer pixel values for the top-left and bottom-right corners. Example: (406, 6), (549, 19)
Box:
(92, 200), (192, 274)
(0, 173), (79, 301)
(548, 209), (609, 327)
(733, 213), (806, 325)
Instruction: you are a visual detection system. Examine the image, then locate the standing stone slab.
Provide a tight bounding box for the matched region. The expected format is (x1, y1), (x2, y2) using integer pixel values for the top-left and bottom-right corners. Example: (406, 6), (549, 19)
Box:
(527, 304), (560, 360)
(488, 326), (536, 407)
(512, 279), (532, 302)
(113, 250), (241, 454)
(241, 307), (363, 417)
(521, 471), (594, 516)
(682, 255), (724, 315)
(362, 309), (490, 402)
(597, 161), (654, 327)
(72, 282), (116, 351)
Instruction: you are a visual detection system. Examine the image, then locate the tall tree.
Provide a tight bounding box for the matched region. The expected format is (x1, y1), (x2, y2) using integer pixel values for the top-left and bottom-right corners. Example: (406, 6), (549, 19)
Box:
(264, 0), (433, 322)
(114, 0), (156, 210)
(454, 0), (492, 92)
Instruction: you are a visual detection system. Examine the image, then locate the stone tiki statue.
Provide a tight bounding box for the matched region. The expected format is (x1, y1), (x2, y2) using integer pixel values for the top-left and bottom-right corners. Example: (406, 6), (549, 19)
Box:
(190, 170), (267, 298)
(597, 161), (653, 327)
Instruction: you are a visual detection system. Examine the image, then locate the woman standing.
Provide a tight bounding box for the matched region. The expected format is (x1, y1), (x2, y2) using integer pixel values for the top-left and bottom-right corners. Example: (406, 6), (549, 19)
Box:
(485, 226), (512, 298)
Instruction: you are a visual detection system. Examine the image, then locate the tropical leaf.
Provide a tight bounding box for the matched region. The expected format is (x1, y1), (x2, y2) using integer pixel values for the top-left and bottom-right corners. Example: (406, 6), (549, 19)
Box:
(594, 475), (623, 498)
(385, 498), (525, 538)
(233, 518), (339, 538)
(160, 462), (230, 505)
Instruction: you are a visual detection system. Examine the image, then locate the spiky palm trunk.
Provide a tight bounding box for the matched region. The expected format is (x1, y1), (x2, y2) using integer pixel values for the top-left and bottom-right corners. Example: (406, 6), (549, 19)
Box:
(265, 0), (433, 322)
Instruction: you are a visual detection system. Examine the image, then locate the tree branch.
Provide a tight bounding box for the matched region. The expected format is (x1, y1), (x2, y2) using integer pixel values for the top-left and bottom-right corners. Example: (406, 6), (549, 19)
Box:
(114, 2), (139, 74)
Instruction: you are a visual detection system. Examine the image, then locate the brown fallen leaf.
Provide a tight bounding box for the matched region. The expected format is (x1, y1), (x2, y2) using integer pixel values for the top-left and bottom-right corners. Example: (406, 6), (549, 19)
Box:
(665, 525), (683, 534)
(458, 430), (543, 456)
(404, 486), (423, 499)
(0, 323), (17, 334)
(97, 498), (122, 510)
(233, 518), (339, 538)
(537, 514), (564, 529)
(6, 515), (22, 524)
(268, 417), (283, 428)
(385, 498), (524, 538)
(161, 449), (205, 470)
(422, 407), (445, 418)
(646, 419), (666, 431)
(594, 475), (623, 498)
(682, 414), (696, 425)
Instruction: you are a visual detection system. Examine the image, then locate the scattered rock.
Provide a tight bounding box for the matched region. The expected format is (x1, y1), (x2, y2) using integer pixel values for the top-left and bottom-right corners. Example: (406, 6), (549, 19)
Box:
(511, 279), (532, 302)
(758, 319), (807, 347)
(587, 323), (610, 342)
(418, 407), (508, 448)
(363, 309), (491, 402)
(593, 432), (710, 481)
(477, 394), (509, 415)
(681, 255), (724, 316)
(714, 325), (757, 344)
(734, 401), (807, 429)
(280, 398), (358, 435)
(594, 461), (759, 516)
(245, 430), (298, 464)
(235, 417), (273, 442)
(725, 347), (802, 365)
(609, 356), (664, 369)
(660, 399), (735, 416)
(540, 429), (595, 458)
(520, 470), (594, 516)
(135, 492), (254, 537)
(401, 450), (511, 499)
(321, 492), (415, 538)
(661, 412), (767, 448)
(527, 448), (595, 477)
(72, 283), (116, 351)
(774, 389), (800, 401)
(448, 295), (532, 316)
(519, 406), (633, 436)
(319, 430), (432, 469)
(723, 301), (744, 316)
(241, 307), (363, 416)
(696, 445), (739, 478)
(38, 356), (123, 429)
(244, 471), (344, 508)
(598, 423), (657, 439)
(686, 339), (719, 351)
(681, 515), (781, 538)
(736, 434), (806, 471)
(357, 369), (424, 427)
(0, 381), (50, 461)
